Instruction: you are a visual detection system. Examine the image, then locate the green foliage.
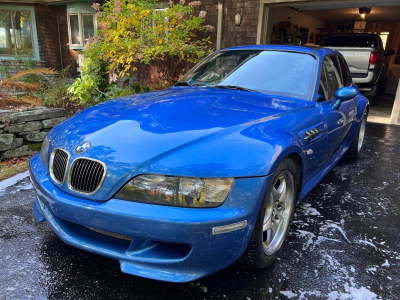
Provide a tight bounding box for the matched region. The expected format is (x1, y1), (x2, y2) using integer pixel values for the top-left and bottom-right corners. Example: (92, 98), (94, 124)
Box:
(14, 56), (37, 84)
(36, 67), (71, 108)
(68, 52), (109, 105)
(88, 0), (214, 86)
(0, 63), (12, 79)
(89, 82), (150, 104)
(69, 75), (150, 106)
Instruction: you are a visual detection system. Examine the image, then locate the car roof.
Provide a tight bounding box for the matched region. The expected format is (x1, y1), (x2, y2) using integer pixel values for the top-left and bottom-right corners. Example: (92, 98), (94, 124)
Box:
(220, 44), (339, 57)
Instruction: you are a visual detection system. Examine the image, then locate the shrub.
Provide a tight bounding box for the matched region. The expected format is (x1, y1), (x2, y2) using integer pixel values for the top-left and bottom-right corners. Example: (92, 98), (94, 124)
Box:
(36, 67), (72, 108)
(68, 48), (109, 105)
(88, 0), (214, 86)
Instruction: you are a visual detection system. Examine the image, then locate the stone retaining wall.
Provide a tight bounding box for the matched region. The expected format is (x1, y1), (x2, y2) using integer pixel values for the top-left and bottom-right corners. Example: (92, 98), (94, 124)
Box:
(0, 108), (68, 159)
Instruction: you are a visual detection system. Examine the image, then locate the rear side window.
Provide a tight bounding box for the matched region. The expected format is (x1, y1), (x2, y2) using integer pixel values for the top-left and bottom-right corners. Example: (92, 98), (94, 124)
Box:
(322, 36), (343, 47)
(322, 57), (342, 100)
(322, 36), (377, 48)
(338, 56), (352, 86)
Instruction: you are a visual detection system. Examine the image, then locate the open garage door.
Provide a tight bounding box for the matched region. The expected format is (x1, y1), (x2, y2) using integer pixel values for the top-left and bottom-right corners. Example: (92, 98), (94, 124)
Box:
(258, 0), (400, 124)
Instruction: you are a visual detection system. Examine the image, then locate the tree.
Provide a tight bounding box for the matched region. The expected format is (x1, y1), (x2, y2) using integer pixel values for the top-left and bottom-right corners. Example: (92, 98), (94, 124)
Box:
(89, 0), (214, 86)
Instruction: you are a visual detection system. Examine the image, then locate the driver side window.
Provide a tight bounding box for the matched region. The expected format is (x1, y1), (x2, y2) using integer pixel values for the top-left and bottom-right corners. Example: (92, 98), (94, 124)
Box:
(322, 56), (342, 100)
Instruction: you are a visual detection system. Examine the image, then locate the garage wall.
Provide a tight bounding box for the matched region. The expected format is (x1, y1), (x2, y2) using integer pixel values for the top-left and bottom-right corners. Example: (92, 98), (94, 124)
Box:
(265, 6), (325, 44)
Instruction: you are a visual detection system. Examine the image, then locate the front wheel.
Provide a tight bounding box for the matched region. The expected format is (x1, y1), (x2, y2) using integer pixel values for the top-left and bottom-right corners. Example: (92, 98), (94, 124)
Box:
(346, 111), (368, 159)
(241, 158), (297, 268)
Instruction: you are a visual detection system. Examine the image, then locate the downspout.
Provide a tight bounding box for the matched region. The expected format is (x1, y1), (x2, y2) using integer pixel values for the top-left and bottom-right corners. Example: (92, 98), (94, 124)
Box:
(216, 2), (223, 50)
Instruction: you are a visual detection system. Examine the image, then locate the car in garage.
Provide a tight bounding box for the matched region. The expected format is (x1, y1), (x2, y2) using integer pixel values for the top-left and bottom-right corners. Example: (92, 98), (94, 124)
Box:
(321, 33), (394, 105)
(30, 45), (369, 283)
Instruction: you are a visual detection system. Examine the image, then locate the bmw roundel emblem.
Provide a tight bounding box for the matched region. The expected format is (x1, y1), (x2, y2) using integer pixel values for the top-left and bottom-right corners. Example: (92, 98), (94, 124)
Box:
(75, 142), (91, 154)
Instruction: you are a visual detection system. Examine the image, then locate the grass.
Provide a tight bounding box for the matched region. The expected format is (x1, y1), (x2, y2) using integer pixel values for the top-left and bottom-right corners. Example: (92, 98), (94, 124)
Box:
(0, 157), (31, 181)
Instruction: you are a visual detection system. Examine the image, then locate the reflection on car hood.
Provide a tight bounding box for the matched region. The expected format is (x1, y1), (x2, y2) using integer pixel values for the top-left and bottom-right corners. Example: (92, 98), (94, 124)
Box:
(49, 87), (313, 199)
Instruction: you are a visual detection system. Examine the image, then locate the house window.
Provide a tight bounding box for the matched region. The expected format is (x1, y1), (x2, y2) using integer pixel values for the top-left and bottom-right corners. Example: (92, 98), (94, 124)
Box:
(0, 9), (35, 57)
(68, 13), (96, 48)
(380, 32), (389, 50)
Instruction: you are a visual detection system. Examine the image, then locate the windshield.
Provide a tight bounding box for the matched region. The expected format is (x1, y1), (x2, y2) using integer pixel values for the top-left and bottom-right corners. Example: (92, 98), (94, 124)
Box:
(179, 50), (317, 101)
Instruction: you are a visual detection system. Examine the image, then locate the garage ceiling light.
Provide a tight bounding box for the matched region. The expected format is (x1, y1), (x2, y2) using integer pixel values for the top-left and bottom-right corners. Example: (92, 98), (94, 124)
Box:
(359, 7), (372, 18)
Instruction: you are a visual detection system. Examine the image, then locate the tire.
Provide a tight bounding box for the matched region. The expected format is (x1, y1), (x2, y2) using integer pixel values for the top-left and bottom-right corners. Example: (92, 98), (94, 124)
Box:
(241, 158), (298, 268)
(367, 96), (376, 106)
(346, 111), (368, 159)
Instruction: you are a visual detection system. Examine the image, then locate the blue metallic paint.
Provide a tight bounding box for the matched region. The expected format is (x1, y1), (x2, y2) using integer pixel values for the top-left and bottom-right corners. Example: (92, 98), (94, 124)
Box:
(30, 155), (271, 282)
(30, 45), (369, 282)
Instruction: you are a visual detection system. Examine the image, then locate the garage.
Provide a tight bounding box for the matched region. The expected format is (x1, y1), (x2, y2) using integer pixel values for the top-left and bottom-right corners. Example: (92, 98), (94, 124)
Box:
(257, 0), (400, 125)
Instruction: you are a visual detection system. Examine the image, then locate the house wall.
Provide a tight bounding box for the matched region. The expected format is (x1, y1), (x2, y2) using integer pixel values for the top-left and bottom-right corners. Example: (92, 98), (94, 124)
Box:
(34, 4), (78, 74)
(265, 6), (325, 45)
(0, 4), (78, 79)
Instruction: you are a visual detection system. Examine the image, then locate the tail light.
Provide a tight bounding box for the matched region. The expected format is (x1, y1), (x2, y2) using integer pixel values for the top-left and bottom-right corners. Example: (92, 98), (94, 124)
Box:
(369, 52), (378, 70)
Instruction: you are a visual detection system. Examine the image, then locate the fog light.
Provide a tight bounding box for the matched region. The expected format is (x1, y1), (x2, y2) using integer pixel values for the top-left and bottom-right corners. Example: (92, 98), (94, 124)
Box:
(212, 220), (247, 235)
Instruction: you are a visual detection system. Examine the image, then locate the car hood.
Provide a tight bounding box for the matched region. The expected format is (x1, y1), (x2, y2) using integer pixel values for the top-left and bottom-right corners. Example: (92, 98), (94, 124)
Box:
(50, 87), (312, 199)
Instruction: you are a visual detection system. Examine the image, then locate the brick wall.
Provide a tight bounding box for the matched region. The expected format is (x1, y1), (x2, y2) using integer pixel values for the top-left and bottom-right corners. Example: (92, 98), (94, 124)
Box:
(34, 4), (78, 75)
(131, 64), (162, 89)
(132, 0), (260, 88)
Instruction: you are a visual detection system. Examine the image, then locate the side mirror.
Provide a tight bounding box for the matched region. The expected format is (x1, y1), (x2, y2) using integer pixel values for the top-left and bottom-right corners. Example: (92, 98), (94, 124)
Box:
(385, 49), (395, 56)
(316, 94), (325, 102)
(333, 87), (357, 109)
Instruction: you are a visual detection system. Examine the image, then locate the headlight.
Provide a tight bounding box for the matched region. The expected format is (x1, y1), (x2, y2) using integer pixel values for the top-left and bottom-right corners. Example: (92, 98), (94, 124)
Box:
(115, 175), (235, 208)
(40, 136), (50, 169)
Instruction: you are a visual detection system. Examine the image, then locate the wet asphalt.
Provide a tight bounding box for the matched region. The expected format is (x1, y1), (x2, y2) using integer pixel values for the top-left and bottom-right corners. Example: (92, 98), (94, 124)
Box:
(1, 122), (400, 300)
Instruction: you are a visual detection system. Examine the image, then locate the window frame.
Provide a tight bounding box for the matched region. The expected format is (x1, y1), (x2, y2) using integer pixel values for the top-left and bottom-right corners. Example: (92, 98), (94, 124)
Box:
(317, 65), (329, 103)
(337, 55), (352, 87)
(67, 12), (97, 49)
(379, 32), (389, 50)
(0, 5), (39, 60)
(318, 56), (343, 102)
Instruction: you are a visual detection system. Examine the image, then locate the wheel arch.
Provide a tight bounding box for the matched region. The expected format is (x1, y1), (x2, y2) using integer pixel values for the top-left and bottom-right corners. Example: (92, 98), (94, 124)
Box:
(267, 147), (304, 203)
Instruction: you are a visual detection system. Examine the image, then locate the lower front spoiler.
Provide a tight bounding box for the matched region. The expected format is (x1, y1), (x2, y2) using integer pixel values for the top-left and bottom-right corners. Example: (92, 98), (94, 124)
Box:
(33, 196), (203, 282)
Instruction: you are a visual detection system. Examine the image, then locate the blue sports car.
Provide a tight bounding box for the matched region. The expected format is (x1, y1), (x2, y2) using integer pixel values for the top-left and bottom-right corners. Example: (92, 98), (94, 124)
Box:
(30, 45), (368, 282)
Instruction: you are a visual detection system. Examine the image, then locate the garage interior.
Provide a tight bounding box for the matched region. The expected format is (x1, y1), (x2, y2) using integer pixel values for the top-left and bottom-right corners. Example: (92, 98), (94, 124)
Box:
(262, 0), (400, 125)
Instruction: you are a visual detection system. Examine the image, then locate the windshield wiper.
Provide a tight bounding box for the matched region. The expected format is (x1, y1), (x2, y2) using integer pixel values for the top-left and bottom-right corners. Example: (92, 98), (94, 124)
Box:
(175, 81), (193, 87)
(215, 85), (260, 93)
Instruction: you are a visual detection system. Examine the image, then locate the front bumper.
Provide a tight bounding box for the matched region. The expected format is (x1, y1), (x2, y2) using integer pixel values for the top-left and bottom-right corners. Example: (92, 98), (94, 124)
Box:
(30, 154), (271, 282)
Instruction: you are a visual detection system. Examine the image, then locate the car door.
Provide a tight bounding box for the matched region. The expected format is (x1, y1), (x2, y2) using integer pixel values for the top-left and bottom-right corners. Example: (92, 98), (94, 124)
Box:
(318, 56), (356, 158)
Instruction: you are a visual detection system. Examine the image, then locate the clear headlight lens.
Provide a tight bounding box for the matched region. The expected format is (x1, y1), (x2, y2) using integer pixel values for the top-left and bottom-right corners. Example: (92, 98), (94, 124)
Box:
(115, 175), (235, 208)
(40, 136), (50, 169)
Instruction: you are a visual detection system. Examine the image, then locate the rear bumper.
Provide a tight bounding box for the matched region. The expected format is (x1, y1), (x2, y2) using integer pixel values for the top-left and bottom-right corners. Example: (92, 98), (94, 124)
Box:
(352, 71), (374, 85)
(30, 154), (271, 282)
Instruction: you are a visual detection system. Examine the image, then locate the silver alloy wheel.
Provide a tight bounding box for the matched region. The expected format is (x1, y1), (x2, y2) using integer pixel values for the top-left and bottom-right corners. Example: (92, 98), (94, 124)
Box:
(357, 115), (367, 152)
(262, 170), (295, 255)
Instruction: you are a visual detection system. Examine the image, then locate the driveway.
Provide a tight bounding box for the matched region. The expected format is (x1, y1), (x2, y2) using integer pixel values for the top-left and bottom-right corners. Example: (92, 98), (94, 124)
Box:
(1, 123), (399, 300)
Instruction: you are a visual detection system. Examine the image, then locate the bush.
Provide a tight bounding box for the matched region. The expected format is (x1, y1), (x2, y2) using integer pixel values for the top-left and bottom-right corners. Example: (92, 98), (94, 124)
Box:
(89, 0), (214, 86)
(68, 50), (109, 105)
(36, 67), (72, 108)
